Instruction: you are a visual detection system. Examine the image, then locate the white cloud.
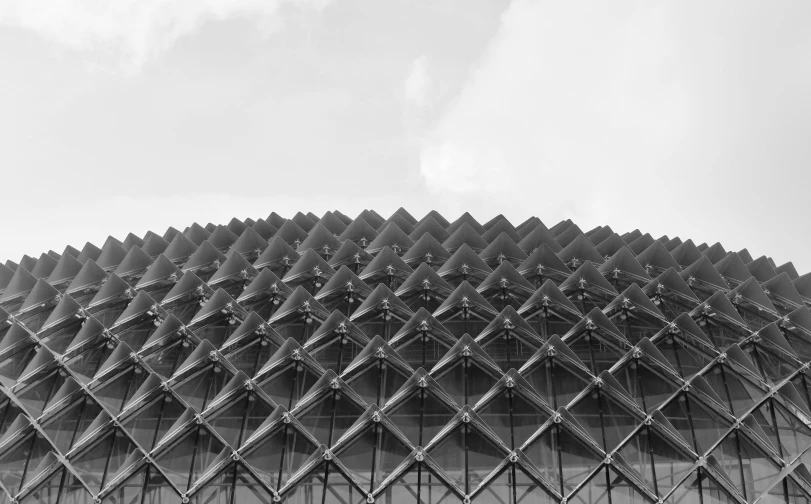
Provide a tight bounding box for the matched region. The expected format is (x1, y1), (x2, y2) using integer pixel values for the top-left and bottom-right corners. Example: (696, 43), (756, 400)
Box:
(404, 55), (431, 110)
(0, 0), (331, 72)
(402, 55), (435, 140)
(419, 0), (811, 270)
(419, 2), (686, 218)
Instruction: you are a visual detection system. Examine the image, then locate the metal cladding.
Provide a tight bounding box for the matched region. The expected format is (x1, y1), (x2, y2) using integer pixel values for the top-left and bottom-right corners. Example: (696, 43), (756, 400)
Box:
(1, 211), (811, 504)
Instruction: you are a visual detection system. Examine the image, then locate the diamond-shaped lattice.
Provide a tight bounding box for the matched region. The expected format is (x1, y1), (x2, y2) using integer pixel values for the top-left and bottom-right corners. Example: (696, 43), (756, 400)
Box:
(2, 209), (811, 503)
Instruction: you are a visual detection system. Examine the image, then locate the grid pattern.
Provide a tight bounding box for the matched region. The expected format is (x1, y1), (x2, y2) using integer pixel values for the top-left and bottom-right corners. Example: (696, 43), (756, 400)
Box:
(1, 209), (811, 504)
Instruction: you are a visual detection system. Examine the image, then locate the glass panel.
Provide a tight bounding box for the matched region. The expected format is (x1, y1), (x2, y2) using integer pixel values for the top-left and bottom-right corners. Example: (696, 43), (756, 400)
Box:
(101, 466), (146, 504)
(194, 318), (237, 348)
(278, 430), (318, 490)
(698, 468), (738, 504)
(617, 317), (666, 347)
(308, 338), (345, 374)
(387, 391), (456, 447)
(421, 468), (464, 503)
(477, 390), (513, 447)
(142, 465), (183, 503)
(259, 364), (320, 410)
(0, 434), (35, 493)
(785, 476), (811, 504)
(614, 361), (680, 413)
(281, 467), (325, 504)
(522, 360), (590, 409)
(792, 374), (811, 412)
(523, 428), (561, 495)
(373, 426), (412, 492)
(660, 338), (715, 379)
(243, 429), (285, 488)
(346, 365), (381, 407)
(0, 344), (38, 385)
(117, 320), (161, 354)
(123, 394), (186, 451)
(568, 466), (610, 504)
(104, 431), (138, 486)
(297, 394), (364, 447)
(174, 366), (231, 412)
(379, 367), (411, 408)
(71, 432), (115, 492)
(347, 364), (409, 409)
(605, 466), (649, 504)
(472, 468), (510, 503)
(761, 482), (791, 504)
(244, 427), (316, 490)
(226, 340), (277, 377)
(736, 432), (782, 499)
(749, 345), (798, 384)
(434, 362), (467, 407)
(209, 395), (249, 448)
(191, 428), (226, 487)
(93, 367), (148, 415)
(42, 399), (93, 453)
(429, 427), (466, 489)
(377, 464), (420, 504)
(617, 425), (694, 498)
(20, 468), (65, 504)
(394, 335), (452, 371)
(141, 341), (194, 379)
(296, 395), (335, 447)
(155, 428), (198, 490)
(16, 371), (63, 418)
(466, 427), (505, 491)
(568, 391), (604, 449)
(189, 466), (233, 504)
(337, 429), (376, 490)
(233, 464), (275, 504)
(702, 364), (764, 417)
(22, 437), (59, 490)
(658, 392), (730, 454)
(703, 321), (749, 353)
(514, 467), (556, 504)
(322, 465), (366, 504)
(598, 392), (641, 453)
(480, 335), (511, 372)
(558, 427), (603, 496)
(245, 397), (276, 448)
(664, 469), (701, 504)
(772, 400), (811, 461)
(481, 390), (551, 451)
(435, 361), (499, 407)
(39, 321), (83, 355)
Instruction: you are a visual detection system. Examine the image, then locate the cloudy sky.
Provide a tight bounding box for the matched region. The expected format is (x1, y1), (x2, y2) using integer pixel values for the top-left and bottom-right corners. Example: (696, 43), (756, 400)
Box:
(1, 0), (810, 272)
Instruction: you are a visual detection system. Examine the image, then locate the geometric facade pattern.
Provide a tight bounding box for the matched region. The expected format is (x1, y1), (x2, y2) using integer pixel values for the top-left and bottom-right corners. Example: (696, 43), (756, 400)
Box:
(2, 209), (811, 504)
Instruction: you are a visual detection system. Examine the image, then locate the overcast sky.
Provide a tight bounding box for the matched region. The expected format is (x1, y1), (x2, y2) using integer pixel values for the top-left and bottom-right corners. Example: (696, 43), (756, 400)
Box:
(1, 1), (810, 272)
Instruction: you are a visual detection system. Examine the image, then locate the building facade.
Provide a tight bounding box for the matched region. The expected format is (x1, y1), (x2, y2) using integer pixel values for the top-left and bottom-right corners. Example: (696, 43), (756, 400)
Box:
(1, 209), (810, 504)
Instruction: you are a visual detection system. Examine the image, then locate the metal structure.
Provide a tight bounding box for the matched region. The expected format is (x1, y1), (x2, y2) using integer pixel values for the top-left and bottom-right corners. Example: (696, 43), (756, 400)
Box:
(1, 209), (811, 503)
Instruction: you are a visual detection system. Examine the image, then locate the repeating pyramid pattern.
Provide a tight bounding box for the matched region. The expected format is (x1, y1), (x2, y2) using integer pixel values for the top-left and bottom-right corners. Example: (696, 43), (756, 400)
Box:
(1, 210), (811, 503)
